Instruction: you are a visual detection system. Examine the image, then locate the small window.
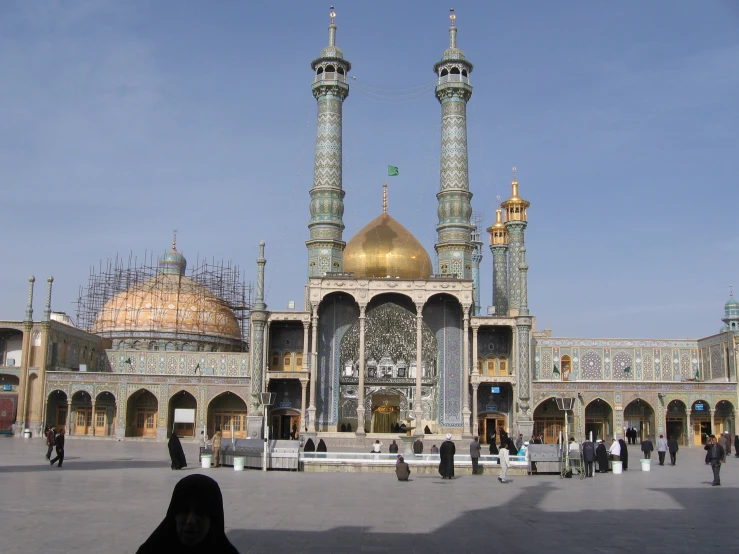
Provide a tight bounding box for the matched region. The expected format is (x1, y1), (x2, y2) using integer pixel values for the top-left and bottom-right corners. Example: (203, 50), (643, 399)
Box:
(295, 353), (303, 368)
(450, 67), (460, 75)
(325, 65), (335, 73)
(271, 352), (280, 369)
(337, 67), (345, 75)
(283, 352), (293, 371)
(317, 67), (324, 75)
(462, 69), (468, 77)
(441, 69), (448, 76)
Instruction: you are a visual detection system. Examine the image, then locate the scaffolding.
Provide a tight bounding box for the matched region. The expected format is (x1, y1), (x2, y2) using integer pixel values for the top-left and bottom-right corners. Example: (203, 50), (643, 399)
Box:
(76, 251), (252, 352)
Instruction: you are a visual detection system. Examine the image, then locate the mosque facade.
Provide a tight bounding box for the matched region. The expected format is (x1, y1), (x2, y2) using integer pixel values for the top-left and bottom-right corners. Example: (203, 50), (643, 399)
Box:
(2, 11), (737, 448)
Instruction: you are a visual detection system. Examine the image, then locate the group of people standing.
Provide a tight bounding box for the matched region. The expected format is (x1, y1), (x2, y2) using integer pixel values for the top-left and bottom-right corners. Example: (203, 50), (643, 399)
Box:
(624, 427), (640, 444)
(44, 425), (65, 467)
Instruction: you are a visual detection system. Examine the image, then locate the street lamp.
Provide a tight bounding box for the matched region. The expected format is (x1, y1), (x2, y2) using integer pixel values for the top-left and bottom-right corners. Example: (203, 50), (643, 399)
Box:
(555, 396), (575, 475)
(259, 392), (275, 472)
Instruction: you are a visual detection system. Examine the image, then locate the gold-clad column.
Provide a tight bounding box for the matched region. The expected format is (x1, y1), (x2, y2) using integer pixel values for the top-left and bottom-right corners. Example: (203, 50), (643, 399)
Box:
(462, 305), (471, 437)
(301, 319), (310, 430)
(472, 383), (479, 437)
(414, 303), (425, 434)
(472, 325), (479, 377)
(356, 305), (367, 435)
(307, 306), (319, 433)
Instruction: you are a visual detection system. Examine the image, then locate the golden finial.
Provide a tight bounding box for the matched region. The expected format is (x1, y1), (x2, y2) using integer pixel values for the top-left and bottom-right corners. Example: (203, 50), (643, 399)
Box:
(172, 230), (178, 251)
(330, 5), (336, 24)
(512, 166), (517, 183)
(383, 183), (388, 215)
(450, 8), (456, 25)
(496, 194), (501, 208)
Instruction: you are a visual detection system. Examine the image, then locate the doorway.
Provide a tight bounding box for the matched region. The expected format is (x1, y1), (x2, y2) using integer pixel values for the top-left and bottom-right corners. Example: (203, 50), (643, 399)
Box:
(271, 412), (301, 440)
(478, 415), (507, 445)
(693, 419), (711, 446)
(75, 409), (92, 435)
(666, 418), (685, 444)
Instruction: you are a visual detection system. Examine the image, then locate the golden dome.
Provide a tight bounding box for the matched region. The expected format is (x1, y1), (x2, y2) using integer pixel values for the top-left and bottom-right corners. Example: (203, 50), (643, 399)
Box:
(501, 167), (530, 223)
(486, 206), (509, 246)
(343, 213), (433, 279)
(92, 274), (241, 340)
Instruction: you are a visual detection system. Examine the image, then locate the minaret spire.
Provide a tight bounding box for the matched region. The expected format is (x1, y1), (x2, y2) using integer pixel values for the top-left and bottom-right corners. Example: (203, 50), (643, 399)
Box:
(307, 5), (351, 277)
(434, 9), (474, 279)
(383, 184), (388, 214)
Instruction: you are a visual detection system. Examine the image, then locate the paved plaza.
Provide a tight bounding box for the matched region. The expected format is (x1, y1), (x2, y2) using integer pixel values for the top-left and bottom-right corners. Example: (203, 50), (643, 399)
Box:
(0, 437), (736, 553)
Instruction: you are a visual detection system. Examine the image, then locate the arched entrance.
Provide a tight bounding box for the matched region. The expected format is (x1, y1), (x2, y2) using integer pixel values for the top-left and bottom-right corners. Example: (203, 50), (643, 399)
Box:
(584, 399), (613, 441)
(95, 391), (116, 436)
(665, 400), (687, 446)
(270, 408), (301, 440)
(478, 412), (508, 445)
(71, 390), (93, 436)
(534, 398), (564, 444)
(370, 392), (403, 433)
(0, 374), (19, 434)
(126, 389), (158, 438)
(208, 392), (248, 440)
(46, 390), (68, 431)
(690, 399), (711, 445)
(623, 399), (655, 443)
(168, 391), (197, 438)
(714, 400), (735, 437)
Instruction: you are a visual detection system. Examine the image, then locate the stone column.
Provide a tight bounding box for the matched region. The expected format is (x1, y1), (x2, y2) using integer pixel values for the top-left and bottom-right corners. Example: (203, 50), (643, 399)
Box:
(307, 307), (319, 433)
(67, 399), (73, 435)
(472, 383), (479, 436)
(414, 303), (424, 434)
(710, 409), (716, 437)
(302, 320), (310, 371)
(472, 325), (479, 376)
(356, 305), (367, 435)
(300, 379), (308, 430)
(462, 306), (471, 437)
(91, 401), (96, 436)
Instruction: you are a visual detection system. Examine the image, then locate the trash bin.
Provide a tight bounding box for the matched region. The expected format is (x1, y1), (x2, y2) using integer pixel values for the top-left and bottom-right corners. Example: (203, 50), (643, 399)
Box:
(612, 461), (623, 474)
(233, 456), (245, 471)
(23, 429), (31, 439)
(641, 459), (651, 472)
(201, 455), (212, 469)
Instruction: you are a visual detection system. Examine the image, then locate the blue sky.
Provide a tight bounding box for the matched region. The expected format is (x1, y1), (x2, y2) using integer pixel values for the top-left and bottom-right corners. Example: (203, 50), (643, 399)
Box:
(1, 1), (737, 339)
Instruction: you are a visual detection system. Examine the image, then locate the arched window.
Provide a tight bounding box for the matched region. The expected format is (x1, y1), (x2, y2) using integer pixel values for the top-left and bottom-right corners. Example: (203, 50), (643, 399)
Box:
(450, 67), (460, 75)
(486, 357), (496, 376)
(317, 67), (324, 75)
(462, 69), (468, 77)
(561, 355), (572, 381)
(282, 352), (293, 371)
(498, 356), (508, 376)
(441, 69), (448, 77)
(295, 352), (303, 369)
(271, 351), (280, 370)
(148, 341), (159, 351)
(325, 65), (335, 73)
(477, 356), (483, 373)
(337, 67), (345, 75)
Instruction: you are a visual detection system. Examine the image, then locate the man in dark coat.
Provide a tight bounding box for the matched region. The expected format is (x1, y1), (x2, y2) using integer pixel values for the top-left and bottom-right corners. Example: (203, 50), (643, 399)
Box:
(389, 440), (399, 454)
(395, 455), (411, 481)
(641, 436), (654, 460)
(618, 438), (629, 470)
(734, 435), (739, 458)
(582, 438), (595, 477)
(704, 435), (726, 486)
(469, 436), (481, 475)
(667, 436), (679, 465)
(595, 440), (609, 473)
(438, 434), (455, 479)
(168, 432), (187, 470)
(50, 428), (65, 467)
(413, 438), (424, 455)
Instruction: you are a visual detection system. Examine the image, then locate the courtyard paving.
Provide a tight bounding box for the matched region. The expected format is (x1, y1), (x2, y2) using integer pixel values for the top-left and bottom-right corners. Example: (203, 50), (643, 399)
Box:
(0, 437), (735, 553)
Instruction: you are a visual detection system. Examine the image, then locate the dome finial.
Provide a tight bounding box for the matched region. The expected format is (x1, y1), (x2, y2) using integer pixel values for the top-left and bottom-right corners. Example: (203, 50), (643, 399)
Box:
(496, 194), (501, 209)
(328, 5), (337, 46)
(172, 229), (178, 251)
(383, 183), (388, 215)
(449, 8), (457, 48)
(731, 284), (734, 298)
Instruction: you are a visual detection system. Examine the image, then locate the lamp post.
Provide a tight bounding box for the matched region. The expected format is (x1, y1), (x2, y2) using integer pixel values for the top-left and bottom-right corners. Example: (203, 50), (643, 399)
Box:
(555, 396), (575, 476)
(259, 392), (275, 472)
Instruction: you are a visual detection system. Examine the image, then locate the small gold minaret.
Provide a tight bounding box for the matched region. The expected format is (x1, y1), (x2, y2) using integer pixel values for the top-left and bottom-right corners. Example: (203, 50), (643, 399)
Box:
(487, 196), (509, 246)
(501, 167), (530, 222)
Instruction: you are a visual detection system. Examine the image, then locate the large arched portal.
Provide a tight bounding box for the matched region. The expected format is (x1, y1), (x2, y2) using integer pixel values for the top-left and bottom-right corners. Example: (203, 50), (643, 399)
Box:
(95, 391), (116, 436)
(126, 389), (159, 438)
(534, 398), (564, 444)
(714, 400), (735, 438)
(208, 392), (248, 440)
(168, 391), (197, 439)
(370, 391), (405, 433)
(690, 399), (711, 445)
(623, 399), (655, 443)
(0, 374), (20, 434)
(666, 399), (688, 446)
(71, 390), (93, 436)
(46, 390), (68, 431)
(584, 399), (613, 442)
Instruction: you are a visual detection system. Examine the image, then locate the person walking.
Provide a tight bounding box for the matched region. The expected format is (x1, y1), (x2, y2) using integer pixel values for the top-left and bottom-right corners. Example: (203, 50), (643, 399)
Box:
(724, 432), (732, 456)
(438, 434), (455, 479)
(734, 435), (739, 458)
(469, 436), (481, 475)
(656, 435), (668, 466)
(704, 435), (726, 486)
(498, 442), (510, 483)
(199, 430), (208, 463)
(641, 436), (654, 460)
(413, 438), (423, 455)
(718, 433), (730, 457)
(395, 455), (411, 481)
(211, 427), (222, 468)
(582, 437), (595, 477)
(45, 425), (56, 460)
(667, 436), (679, 465)
(49, 428), (65, 468)
(515, 434), (524, 451)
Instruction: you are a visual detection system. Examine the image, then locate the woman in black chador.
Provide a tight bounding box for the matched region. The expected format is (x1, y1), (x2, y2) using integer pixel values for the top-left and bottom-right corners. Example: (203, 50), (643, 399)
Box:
(595, 440), (609, 473)
(618, 437), (629, 470)
(168, 432), (187, 470)
(137, 474), (240, 553)
(488, 440), (499, 455)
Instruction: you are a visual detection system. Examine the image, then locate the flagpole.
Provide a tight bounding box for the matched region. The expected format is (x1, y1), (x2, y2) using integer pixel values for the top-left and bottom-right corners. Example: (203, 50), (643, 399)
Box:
(383, 183), (387, 214)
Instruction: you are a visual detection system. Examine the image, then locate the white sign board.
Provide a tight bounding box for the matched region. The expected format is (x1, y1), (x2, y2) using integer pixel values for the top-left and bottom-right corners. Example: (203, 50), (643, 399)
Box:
(174, 409), (196, 424)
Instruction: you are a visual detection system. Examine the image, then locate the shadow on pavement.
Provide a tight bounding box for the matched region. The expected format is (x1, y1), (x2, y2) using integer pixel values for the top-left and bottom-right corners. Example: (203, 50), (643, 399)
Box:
(0, 459), (173, 473)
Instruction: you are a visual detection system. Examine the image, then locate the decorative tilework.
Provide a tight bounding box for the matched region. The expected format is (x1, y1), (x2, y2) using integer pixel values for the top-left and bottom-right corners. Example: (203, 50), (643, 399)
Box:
(581, 350), (602, 380)
(612, 351), (632, 381)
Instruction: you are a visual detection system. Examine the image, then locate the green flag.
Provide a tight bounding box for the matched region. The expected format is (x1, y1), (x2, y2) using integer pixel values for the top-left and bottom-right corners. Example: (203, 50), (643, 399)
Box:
(623, 366), (631, 373)
(552, 364), (560, 375)
(387, 165), (399, 176)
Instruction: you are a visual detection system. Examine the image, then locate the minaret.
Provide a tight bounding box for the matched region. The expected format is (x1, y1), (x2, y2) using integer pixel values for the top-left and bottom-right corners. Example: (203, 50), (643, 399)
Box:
(434, 9), (474, 279)
(306, 6), (351, 277)
(487, 199), (509, 316)
(502, 168), (530, 312)
(470, 216), (483, 315)
(247, 241), (269, 440)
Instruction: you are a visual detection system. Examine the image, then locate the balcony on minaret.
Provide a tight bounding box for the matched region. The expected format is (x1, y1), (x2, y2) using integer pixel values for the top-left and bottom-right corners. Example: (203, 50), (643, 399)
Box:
(438, 66), (470, 85)
(314, 64), (347, 84)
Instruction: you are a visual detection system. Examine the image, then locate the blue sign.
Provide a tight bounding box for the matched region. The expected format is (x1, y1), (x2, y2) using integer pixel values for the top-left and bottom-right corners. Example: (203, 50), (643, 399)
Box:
(486, 405), (498, 412)
(2, 384), (11, 391)
(279, 402), (292, 408)
(491, 387), (500, 394)
(694, 403), (704, 411)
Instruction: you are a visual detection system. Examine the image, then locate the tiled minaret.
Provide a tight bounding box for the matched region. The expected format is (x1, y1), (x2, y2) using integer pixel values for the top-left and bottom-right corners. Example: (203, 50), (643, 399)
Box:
(502, 168), (530, 312)
(306, 7), (351, 277)
(487, 199), (509, 316)
(434, 9), (474, 279)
